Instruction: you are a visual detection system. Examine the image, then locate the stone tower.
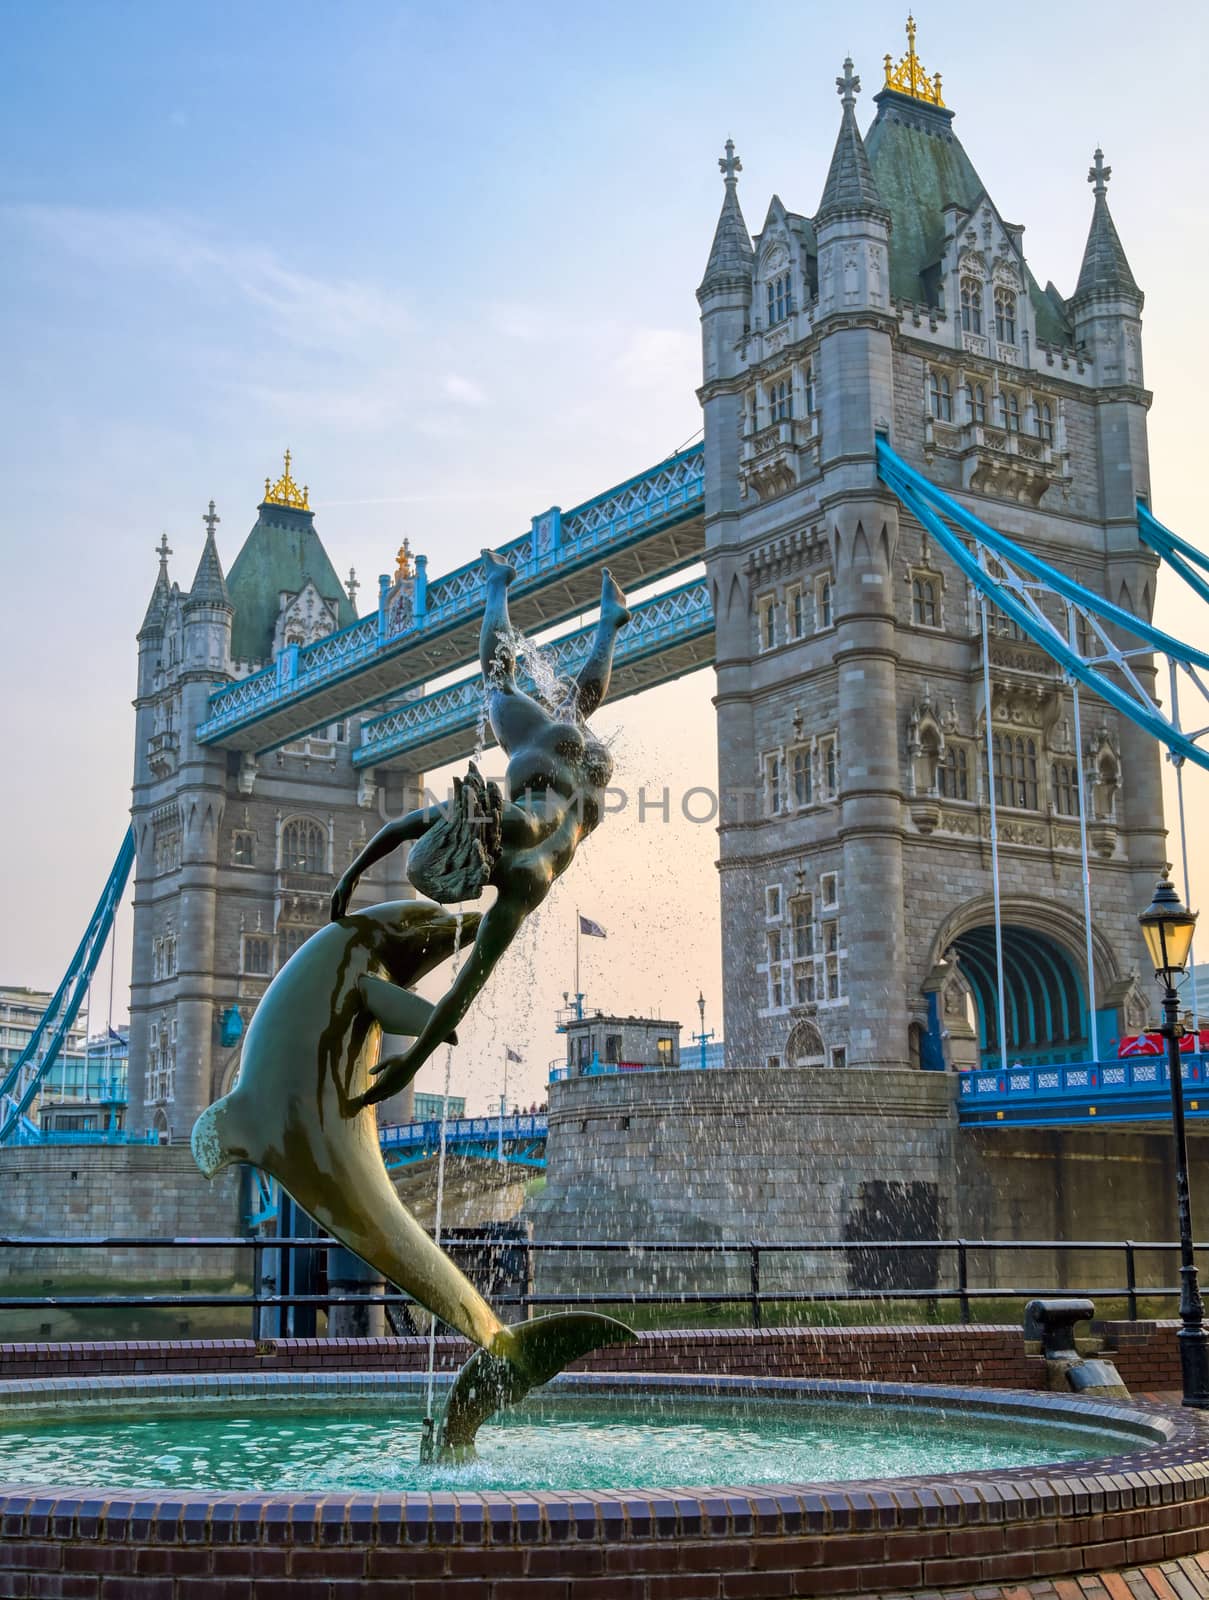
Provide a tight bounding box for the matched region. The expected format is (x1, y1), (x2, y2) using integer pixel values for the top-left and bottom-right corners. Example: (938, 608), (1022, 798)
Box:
(128, 456), (421, 1137)
(697, 24), (1163, 1078)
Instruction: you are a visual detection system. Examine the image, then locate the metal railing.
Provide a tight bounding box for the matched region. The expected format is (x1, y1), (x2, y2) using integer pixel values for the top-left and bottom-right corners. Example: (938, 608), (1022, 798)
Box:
(0, 1234), (1198, 1336)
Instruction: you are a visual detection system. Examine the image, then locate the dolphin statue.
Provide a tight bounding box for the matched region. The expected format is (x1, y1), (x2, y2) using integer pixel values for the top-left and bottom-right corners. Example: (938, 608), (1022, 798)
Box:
(192, 899), (633, 1454)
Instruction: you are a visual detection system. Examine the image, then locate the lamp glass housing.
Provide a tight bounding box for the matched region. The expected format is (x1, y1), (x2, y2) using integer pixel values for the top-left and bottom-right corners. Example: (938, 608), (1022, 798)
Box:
(1139, 879), (1198, 981)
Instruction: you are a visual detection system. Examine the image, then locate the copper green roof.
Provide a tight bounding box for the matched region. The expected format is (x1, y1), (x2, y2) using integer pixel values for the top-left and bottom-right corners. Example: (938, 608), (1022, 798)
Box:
(863, 89), (1072, 347)
(226, 502), (356, 665)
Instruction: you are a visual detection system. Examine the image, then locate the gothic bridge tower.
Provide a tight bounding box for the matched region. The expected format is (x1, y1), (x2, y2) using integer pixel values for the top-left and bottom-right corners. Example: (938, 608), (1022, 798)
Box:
(698, 22), (1163, 1079)
(128, 456), (421, 1137)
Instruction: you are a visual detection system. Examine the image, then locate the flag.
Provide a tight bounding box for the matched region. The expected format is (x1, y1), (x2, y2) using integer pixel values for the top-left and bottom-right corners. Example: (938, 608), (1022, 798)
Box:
(578, 915), (607, 939)
(505, 1047), (523, 1063)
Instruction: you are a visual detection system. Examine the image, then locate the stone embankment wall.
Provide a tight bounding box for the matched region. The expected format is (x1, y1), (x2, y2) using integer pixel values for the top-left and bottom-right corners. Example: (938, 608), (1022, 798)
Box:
(529, 1067), (1209, 1303)
(0, 1144), (246, 1295)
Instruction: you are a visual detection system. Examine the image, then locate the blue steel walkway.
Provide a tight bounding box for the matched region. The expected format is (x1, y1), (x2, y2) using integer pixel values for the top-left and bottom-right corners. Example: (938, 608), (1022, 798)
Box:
(957, 1057), (1209, 1128)
(199, 447), (704, 755)
(379, 1112), (548, 1169)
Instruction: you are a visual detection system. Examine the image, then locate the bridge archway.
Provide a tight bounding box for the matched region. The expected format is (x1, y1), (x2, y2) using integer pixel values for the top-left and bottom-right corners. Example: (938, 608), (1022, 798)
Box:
(951, 924), (1086, 1065)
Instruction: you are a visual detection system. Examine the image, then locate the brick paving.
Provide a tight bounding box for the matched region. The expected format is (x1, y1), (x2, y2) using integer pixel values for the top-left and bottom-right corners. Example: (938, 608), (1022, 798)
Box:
(864, 1552), (1209, 1599)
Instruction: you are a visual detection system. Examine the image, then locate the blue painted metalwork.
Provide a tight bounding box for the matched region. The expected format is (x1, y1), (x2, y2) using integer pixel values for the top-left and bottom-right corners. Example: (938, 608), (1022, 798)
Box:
(10, 1127), (158, 1147)
(355, 577), (713, 768)
(0, 828), (136, 1145)
(877, 439), (1209, 771)
(378, 1113), (547, 1172)
(199, 445), (704, 747)
(953, 924), (1087, 1066)
(958, 1055), (1209, 1127)
(1138, 503), (1209, 613)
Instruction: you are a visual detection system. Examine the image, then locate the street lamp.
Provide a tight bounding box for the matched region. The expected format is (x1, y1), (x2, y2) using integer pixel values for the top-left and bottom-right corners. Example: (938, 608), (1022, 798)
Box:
(1138, 874), (1208, 1408)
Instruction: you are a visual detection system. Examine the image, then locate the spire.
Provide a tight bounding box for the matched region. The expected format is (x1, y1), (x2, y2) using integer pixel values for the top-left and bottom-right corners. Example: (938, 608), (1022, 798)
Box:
(139, 533), (172, 636)
(817, 60), (889, 224)
(697, 139), (754, 300)
(262, 448), (311, 511)
(186, 500), (231, 608)
(1072, 148), (1141, 306)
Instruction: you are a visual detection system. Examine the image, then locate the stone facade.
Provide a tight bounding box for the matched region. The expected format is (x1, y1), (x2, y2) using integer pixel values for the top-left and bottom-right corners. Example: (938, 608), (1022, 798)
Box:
(129, 478), (421, 1139)
(697, 50), (1162, 1079)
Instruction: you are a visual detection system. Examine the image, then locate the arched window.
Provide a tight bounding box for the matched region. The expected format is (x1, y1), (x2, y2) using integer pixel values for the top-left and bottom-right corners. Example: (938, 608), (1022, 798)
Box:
(928, 371), (953, 421)
(960, 277), (983, 335)
(770, 378), (792, 421)
(993, 732), (1039, 809)
(964, 382), (987, 424)
(998, 389), (1021, 432)
(282, 817), (326, 875)
(816, 574), (833, 629)
(804, 361), (815, 415)
(938, 743), (970, 801)
(912, 574), (939, 627)
(766, 273), (794, 325)
(994, 286), (1017, 344)
(1036, 401), (1055, 445)
(1052, 762), (1080, 817)
(790, 894), (815, 959)
(791, 745), (812, 807)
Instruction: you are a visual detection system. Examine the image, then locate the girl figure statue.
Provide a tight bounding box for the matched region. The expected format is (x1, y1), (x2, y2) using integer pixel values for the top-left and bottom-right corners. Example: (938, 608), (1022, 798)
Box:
(330, 551), (630, 1106)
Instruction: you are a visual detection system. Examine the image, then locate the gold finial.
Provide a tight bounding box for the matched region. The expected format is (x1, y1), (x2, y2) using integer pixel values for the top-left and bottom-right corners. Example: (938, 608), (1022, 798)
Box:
(883, 13), (945, 106)
(394, 539), (414, 581)
(263, 448), (311, 510)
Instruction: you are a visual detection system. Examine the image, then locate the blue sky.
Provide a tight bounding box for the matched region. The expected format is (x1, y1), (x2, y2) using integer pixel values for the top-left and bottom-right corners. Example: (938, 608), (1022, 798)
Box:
(3, 0), (1208, 1107)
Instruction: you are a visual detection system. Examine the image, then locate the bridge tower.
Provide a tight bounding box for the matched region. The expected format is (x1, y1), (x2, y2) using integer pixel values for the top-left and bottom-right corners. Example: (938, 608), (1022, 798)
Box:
(127, 457), (420, 1137)
(698, 24), (1164, 1080)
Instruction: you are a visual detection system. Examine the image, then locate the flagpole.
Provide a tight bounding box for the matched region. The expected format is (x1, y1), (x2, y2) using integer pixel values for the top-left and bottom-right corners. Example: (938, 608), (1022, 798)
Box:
(575, 907), (581, 1017)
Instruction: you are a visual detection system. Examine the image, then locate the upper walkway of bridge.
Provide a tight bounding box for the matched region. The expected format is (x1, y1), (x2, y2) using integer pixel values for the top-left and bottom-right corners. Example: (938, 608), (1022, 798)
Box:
(197, 445), (704, 756)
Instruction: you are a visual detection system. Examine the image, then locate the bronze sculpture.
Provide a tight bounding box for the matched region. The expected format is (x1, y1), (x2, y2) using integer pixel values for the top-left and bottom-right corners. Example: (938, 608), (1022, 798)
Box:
(193, 554), (635, 1456)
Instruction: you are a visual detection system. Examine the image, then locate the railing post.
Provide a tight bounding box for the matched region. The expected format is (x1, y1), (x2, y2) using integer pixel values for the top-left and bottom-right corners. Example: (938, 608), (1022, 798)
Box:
(1126, 1239), (1138, 1321)
(750, 1243), (761, 1329)
(957, 1239), (971, 1323)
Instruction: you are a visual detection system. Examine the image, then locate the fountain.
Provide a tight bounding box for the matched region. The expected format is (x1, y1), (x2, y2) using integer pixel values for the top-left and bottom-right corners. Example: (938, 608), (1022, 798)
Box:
(4, 555), (1209, 1595)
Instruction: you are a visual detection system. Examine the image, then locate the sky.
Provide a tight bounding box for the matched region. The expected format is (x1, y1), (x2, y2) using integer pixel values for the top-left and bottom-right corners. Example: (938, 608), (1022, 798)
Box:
(2, 0), (1208, 1113)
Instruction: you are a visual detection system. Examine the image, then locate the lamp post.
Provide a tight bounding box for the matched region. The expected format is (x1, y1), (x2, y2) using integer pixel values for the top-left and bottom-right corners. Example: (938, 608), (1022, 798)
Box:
(692, 990), (716, 1073)
(1138, 874), (1209, 1408)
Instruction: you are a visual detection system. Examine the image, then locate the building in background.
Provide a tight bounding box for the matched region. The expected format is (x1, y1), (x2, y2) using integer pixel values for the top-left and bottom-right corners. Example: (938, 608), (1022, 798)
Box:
(129, 461), (423, 1139)
(412, 1092), (467, 1122)
(698, 20), (1161, 1077)
(559, 1011), (682, 1076)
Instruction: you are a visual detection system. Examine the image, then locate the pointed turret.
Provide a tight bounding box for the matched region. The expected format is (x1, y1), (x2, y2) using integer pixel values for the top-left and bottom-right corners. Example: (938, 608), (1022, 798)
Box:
(183, 496), (231, 608)
(697, 139), (754, 302)
(816, 59), (888, 225)
(185, 501), (231, 609)
(1072, 149), (1141, 308)
(139, 534), (173, 638)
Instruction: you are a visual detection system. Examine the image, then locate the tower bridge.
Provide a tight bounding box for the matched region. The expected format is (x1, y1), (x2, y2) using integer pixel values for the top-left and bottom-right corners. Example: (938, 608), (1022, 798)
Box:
(15, 17), (1209, 1212)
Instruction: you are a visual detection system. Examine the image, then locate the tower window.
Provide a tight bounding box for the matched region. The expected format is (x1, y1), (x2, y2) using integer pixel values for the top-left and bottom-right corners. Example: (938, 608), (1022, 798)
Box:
(791, 895), (815, 959)
(928, 371), (953, 422)
(787, 585), (806, 640)
(938, 743), (970, 801)
(998, 389), (1022, 432)
(994, 287), (1017, 345)
(770, 378), (792, 422)
(766, 273), (794, 326)
(231, 831), (254, 868)
(282, 817), (326, 875)
(964, 381), (987, 424)
(764, 753), (784, 816)
(912, 573), (940, 628)
(820, 737), (838, 800)
(1036, 401), (1055, 445)
(816, 574), (834, 630)
(1052, 761), (1080, 817)
(960, 277), (983, 335)
(804, 361), (816, 415)
(993, 732), (1039, 810)
(241, 934), (272, 976)
(791, 745), (813, 807)
(757, 595), (776, 652)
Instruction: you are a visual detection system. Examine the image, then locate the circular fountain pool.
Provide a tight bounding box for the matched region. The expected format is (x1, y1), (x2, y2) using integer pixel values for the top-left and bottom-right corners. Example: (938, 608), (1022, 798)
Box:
(0, 1370), (1199, 1598)
(0, 1389), (1139, 1494)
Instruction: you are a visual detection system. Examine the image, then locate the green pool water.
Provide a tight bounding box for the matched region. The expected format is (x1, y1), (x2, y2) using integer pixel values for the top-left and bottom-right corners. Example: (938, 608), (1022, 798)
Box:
(0, 1397), (1134, 1492)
